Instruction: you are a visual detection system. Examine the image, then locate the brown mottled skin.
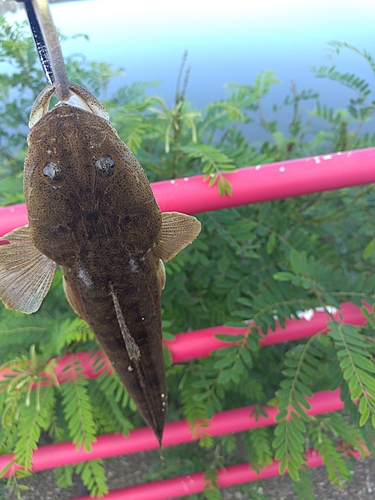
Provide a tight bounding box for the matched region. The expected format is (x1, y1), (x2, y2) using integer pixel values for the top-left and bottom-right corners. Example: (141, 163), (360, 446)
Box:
(24, 103), (167, 442)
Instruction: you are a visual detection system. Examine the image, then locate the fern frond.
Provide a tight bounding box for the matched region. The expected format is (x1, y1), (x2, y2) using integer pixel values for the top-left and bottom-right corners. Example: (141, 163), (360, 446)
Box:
(203, 467), (221, 500)
(0, 424), (16, 456)
(5, 473), (30, 500)
(211, 340), (253, 386)
(274, 249), (375, 308)
(291, 467), (314, 500)
(219, 433), (236, 454)
(54, 464), (74, 488)
(234, 281), (311, 335)
(252, 70), (281, 100)
(1, 387), (22, 430)
(235, 482), (268, 500)
(180, 369), (213, 448)
(55, 317), (93, 350)
(328, 321), (375, 426)
(273, 337), (325, 480)
(311, 65), (371, 98)
(328, 41), (375, 78)
(88, 379), (133, 435)
(244, 427), (273, 473)
(13, 386), (54, 470)
(309, 424), (352, 486)
(75, 459), (108, 498)
(60, 377), (96, 452)
(317, 412), (366, 456)
(201, 101), (246, 131)
(313, 101), (345, 126)
(0, 311), (49, 360)
(96, 371), (130, 408)
(179, 143), (235, 192)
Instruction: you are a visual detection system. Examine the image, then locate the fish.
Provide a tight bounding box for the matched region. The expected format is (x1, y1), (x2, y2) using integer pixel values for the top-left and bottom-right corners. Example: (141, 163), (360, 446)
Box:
(0, 82), (201, 445)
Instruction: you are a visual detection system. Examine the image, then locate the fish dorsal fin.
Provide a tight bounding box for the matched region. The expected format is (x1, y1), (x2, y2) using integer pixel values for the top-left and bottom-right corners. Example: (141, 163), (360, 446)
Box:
(0, 226), (57, 314)
(110, 286), (141, 361)
(153, 212), (201, 262)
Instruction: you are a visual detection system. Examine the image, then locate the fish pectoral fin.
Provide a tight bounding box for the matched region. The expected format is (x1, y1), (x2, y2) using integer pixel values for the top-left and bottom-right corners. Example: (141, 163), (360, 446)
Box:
(153, 212), (201, 262)
(110, 287), (140, 361)
(0, 225), (57, 314)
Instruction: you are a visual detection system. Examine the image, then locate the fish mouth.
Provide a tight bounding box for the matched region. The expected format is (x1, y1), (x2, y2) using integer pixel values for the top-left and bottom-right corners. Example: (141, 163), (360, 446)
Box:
(29, 82), (109, 129)
(61, 94), (97, 114)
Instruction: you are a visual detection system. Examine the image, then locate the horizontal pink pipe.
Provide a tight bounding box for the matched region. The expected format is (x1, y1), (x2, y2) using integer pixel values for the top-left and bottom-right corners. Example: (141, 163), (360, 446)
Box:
(0, 203), (27, 239)
(73, 447), (363, 500)
(0, 389), (343, 477)
(153, 148), (375, 214)
(1, 149), (375, 237)
(165, 301), (370, 362)
(0, 301), (368, 385)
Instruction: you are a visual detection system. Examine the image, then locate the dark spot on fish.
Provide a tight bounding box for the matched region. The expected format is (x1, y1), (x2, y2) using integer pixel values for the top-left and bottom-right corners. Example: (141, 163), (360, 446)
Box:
(43, 162), (62, 181)
(96, 154), (115, 175)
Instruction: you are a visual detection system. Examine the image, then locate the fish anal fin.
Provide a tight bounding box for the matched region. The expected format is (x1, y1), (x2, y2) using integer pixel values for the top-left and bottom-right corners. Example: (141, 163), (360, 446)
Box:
(0, 225), (56, 314)
(153, 212), (201, 262)
(110, 286), (140, 361)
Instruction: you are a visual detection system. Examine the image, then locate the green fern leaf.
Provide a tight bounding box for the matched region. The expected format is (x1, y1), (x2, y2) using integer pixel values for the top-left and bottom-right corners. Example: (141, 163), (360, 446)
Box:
(273, 337), (326, 480)
(55, 317), (93, 350)
(13, 386), (54, 470)
(309, 424), (352, 486)
(60, 377), (96, 452)
(180, 368), (212, 448)
(96, 371), (130, 408)
(328, 321), (375, 425)
(291, 468), (314, 500)
(88, 380), (133, 435)
(203, 467), (221, 500)
(54, 464), (74, 488)
(244, 428), (273, 473)
(75, 459), (108, 498)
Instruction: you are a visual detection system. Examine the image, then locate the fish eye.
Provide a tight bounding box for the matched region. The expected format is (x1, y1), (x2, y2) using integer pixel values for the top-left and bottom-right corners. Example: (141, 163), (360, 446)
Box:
(43, 162), (62, 181)
(95, 154), (115, 175)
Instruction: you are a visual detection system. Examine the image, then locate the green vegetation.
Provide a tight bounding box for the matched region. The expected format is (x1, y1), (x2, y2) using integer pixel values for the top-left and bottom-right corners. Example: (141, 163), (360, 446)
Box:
(1, 15), (375, 499)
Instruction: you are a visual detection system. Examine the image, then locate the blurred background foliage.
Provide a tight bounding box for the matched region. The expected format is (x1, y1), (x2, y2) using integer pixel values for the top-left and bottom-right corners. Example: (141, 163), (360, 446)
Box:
(1, 15), (375, 500)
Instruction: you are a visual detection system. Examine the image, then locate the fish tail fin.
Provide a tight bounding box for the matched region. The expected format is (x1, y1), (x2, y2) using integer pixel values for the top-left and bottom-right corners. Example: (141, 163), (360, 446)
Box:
(109, 284), (166, 443)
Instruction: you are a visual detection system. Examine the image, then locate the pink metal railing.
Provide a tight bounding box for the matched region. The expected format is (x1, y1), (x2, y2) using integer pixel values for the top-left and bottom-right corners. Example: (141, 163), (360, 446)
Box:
(72, 448), (364, 500)
(1, 147), (375, 498)
(1, 149), (375, 231)
(0, 301), (370, 385)
(0, 389), (345, 476)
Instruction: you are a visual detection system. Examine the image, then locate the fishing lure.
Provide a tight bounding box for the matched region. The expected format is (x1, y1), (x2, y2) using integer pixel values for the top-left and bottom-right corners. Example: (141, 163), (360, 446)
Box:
(0, 82), (201, 445)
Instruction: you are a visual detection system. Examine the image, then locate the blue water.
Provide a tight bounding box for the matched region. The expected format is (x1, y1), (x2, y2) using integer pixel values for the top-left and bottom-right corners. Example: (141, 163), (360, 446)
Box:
(6, 0), (375, 140)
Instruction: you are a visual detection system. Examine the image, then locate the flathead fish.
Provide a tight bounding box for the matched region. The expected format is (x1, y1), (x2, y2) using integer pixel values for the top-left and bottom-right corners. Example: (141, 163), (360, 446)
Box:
(0, 83), (201, 445)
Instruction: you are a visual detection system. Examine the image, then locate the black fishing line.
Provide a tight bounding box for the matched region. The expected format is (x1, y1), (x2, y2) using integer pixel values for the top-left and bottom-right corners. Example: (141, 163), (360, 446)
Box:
(15, 0), (55, 84)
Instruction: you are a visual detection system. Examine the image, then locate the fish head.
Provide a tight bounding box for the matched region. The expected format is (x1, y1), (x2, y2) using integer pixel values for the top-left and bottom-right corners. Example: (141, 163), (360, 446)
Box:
(23, 83), (162, 264)
(24, 83), (112, 201)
